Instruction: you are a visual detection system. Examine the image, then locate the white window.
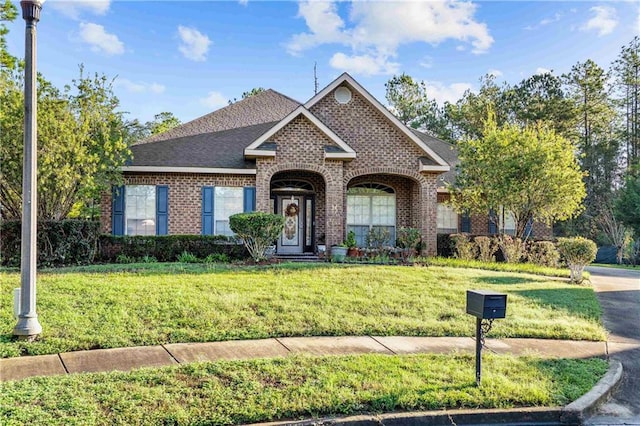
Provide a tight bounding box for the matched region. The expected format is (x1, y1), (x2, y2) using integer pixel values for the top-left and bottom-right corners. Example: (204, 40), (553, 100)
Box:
(126, 185), (155, 236)
(501, 208), (516, 235)
(214, 187), (244, 236)
(437, 204), (458, 234)
(347, 184), (396, 247)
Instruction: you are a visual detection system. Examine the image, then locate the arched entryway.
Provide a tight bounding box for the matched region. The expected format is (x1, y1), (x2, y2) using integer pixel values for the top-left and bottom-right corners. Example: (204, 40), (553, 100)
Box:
(346, 173), (423, 248)
(270, 171), (326, 254)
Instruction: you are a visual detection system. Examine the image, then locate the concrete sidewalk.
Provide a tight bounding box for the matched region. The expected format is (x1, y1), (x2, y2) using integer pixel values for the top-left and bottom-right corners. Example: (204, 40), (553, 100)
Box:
(0, 335), (611, 382)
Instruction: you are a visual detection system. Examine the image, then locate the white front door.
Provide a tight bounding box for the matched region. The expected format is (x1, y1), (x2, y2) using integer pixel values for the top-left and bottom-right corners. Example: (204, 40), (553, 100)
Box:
(277, 196), (304, 254)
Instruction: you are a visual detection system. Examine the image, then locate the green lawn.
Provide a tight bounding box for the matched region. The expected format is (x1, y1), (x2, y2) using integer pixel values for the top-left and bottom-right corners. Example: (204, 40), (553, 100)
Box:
(0, 263), (606, 358)
(0, 353), (608, 426)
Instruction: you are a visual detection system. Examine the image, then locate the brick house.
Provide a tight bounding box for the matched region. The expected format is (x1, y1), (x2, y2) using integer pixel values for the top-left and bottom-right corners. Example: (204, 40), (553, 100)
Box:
(101, 73), (550, 256)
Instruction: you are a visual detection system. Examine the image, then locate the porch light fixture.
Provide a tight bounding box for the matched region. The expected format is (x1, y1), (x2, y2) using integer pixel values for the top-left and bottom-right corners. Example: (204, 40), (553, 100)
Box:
(14, 0), (45, 338)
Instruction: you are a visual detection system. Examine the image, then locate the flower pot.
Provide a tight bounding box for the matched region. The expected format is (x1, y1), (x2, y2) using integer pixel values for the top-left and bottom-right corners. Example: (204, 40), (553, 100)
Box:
(347, 247), (359, 257)
(331, 246), (348, 262)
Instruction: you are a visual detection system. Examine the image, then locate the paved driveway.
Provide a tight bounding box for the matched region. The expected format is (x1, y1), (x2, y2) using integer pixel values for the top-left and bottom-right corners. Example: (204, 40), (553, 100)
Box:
(586, 266), (640, 425)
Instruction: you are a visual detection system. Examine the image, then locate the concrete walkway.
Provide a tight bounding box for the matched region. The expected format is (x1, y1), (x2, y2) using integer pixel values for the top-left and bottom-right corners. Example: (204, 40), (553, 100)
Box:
(585, 266), (640, 426)
(0, 335), (609, 382)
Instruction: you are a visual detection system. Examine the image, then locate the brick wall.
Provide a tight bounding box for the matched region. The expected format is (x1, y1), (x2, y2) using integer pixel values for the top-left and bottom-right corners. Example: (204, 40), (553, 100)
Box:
(100, 173), (255, 234)
(434, 193), (553, 238)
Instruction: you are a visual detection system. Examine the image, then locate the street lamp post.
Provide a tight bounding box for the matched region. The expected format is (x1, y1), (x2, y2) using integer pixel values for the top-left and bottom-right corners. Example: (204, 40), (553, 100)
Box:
(13, 0), (44, 338)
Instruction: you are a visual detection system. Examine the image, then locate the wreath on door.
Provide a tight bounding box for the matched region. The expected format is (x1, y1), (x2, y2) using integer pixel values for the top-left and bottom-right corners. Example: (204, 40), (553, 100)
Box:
(285, 203), (300, 217)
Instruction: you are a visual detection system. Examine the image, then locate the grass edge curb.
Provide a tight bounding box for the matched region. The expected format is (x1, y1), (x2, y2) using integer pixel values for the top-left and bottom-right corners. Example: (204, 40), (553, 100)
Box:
(560, 359), (623, 424)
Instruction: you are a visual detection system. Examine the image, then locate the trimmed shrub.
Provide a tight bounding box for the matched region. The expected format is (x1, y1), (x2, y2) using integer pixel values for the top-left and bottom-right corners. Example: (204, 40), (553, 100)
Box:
(437, 234), (453, 257)
(557, 237), (597, 283)
(474, 236), (497, 262)
(1, 220), (99, 267)
(527, 241), (559, 267)
(97, 234), (247, 263)
(229, 212), (284, 262)
(450, 233), (476, 260)
(499, 235), (526, 263)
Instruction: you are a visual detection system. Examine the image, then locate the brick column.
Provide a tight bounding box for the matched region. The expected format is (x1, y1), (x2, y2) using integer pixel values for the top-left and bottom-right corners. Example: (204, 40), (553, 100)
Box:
(420, 175), (438, 256)
(325, 162), (344, 248)
(255, 159), (273, 212)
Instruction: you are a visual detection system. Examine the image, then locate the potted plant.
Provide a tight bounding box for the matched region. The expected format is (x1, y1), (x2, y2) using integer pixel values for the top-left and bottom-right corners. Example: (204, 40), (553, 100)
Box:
(345, 230), (358, 257)
(331, 243), (348, 262)
(316, 234), (326, 259)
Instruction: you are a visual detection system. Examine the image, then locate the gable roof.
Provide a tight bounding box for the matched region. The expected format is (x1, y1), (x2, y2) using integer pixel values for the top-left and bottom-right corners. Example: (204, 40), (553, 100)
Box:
(304, 73), (449, 170)
(244, 106), (356, 160)
(138, 89), (300, 145)
(125, 121), (277, 172)
(411, 129), (458, 187)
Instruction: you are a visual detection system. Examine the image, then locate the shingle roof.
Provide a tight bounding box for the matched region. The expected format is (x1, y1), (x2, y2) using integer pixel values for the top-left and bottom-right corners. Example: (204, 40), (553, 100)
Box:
(411, 129), (458, 187)
(130, 121), (278, 169)
(137, 89), (300, 145)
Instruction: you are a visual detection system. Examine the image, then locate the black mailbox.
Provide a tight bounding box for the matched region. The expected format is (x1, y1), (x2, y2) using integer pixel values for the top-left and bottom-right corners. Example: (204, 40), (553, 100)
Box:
(466, 290), (507, 319)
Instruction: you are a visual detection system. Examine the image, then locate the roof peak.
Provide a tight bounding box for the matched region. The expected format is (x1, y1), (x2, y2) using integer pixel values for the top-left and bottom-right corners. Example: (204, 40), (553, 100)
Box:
(138, 89), (300, 145)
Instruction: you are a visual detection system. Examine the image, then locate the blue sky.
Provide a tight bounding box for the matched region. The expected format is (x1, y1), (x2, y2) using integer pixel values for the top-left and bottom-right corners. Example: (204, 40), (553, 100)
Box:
(4, 0), (639, 124)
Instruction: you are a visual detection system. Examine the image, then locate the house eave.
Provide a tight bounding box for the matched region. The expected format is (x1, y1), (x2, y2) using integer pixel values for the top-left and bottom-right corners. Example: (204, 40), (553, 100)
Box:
(121, 166), (257, 175)
(244, 149), (276, 159)
(324, 152), (356, 160)
(419, 164), (450, 172)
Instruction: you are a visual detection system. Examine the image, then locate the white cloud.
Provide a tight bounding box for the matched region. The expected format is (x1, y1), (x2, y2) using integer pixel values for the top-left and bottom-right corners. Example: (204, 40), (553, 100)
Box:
(329, 52), (399, 76)
(424, 81), (472, 106)
(78, 22), (124, 55)
(525, 12), (563, 30)
(115, 78), (165, 94)
(535, 67), (552, 75)
(287, 0), (493, 76)
(238, 0), (248, 5)
(419, 56), (433, 69)
(177, 26), (212, 62)
(200, 91), (227, 109)
(488, 69), (503, 78)
(49, 0), (110, 20)
(581, 6), (618, 36)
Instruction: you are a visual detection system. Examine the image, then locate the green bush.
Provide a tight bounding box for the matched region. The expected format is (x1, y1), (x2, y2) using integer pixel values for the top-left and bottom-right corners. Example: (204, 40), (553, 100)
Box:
(527, 241), (559, 267)
(397, 227), (421, 250)
(229, 212), (284, 262)
(450, 233), (476, 260)
(0, 220), (99, 267)
(499, 235), (526, 263)
(345, 230), (357, 248)
(437, 234), (454, 257)
(474, 236), (497, 262)
(97, 234), (247, 263)
(557, 237), (597, 283)
(177, 251), (199, 263)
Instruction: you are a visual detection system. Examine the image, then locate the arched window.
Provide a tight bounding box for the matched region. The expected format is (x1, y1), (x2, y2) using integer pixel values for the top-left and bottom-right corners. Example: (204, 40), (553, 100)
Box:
(346, 183), (396, 247)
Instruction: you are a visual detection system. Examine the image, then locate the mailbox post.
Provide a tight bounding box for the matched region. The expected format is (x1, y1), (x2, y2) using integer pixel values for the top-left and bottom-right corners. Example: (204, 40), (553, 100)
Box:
(466, 290), (507, 386)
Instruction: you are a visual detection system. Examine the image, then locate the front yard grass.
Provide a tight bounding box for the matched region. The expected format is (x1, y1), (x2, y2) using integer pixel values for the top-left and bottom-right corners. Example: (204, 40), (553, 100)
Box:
(0, 263), (606, 358)
(0, 353), (608, 426)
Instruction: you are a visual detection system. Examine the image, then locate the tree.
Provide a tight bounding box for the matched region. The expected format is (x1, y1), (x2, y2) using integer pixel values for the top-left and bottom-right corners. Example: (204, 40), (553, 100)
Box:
(228, 87), (266, 104)
(385, 73), (432, 127)
(145, 111), (181, 136)
(445, 74), (510, 141)
(563, 60), (619, 218)
(596, 206), (629, 264)
(615, 169), (640, 237)
(612, 37), (640, 169)
(505, 72), (576, 137)
(0, 0), (17, 69)
(449, 112), (586, 239)
(0, 65), (131, 220)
